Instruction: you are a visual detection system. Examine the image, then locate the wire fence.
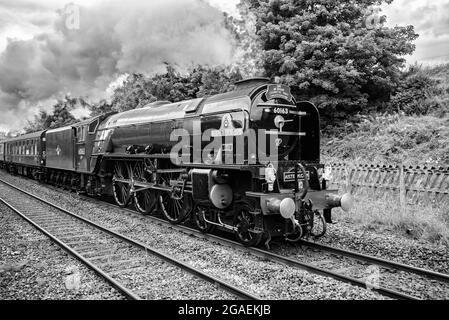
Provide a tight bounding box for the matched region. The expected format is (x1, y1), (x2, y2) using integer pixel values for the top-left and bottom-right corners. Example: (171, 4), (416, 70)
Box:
(328, 163), (449, 206)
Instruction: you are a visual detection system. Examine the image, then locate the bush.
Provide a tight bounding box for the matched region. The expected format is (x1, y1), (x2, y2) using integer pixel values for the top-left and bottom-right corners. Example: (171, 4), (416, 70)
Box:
(322, 114), (449, 166)
(389, 64), (447, 116)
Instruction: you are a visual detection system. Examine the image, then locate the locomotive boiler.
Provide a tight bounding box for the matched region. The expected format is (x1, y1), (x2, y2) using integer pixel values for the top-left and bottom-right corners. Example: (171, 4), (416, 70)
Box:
(0, 77), (353, 246)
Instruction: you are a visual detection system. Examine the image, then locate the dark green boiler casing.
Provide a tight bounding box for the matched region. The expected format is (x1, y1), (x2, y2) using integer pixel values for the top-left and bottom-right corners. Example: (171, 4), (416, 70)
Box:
(93, 79), (321, 167)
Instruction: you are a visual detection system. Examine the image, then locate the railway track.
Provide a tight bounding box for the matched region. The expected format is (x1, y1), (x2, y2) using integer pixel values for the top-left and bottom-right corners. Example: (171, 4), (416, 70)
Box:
(298, 239), (449, 283)
(3, 174), (449, 300)
(84, 198), (449, 300)
(48, 191), (429, 300)
(0, 178), (259, 300)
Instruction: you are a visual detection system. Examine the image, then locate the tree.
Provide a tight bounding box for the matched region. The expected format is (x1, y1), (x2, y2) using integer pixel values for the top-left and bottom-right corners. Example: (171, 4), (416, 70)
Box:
(223, 11), (265, 78)
(24, 96), (81, 132)
(110, 73), (158, 112)
(239, 0), (418, 125)
(190, 65), (243, 97)
(89, 99), (114, 117)
(101, 64), (243, 114)
(389, 64), (443, 115)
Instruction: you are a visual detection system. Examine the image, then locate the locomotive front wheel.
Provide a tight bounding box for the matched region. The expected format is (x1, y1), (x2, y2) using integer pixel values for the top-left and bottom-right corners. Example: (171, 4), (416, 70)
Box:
(159, 192), (192, 224)
(234, 206), (263, 247)
(193, 204), (216, 233)
(134, 189), (157, 215)
(113, 182), (131, 208)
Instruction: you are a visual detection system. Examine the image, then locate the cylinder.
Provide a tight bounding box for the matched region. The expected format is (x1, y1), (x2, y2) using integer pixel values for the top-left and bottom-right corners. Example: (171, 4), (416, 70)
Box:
(267, 197), (296, 219)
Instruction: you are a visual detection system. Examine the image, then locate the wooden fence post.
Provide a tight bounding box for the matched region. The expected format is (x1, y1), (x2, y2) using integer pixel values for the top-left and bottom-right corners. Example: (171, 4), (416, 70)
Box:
(399, 163), (406, 218)
(345, 164), (351, 194)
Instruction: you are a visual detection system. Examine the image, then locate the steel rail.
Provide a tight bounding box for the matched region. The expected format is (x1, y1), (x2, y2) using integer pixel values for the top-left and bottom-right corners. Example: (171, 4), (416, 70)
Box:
(74, 195), (419, 300)
(299, 239), (449, 283)
(0, 196), (141, 301)
(3, 174), (439, 300)
(0, 178), (260, 300)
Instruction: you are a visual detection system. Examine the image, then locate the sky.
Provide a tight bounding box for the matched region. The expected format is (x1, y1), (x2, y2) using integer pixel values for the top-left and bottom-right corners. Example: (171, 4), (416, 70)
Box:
(0, 0), (448, 132)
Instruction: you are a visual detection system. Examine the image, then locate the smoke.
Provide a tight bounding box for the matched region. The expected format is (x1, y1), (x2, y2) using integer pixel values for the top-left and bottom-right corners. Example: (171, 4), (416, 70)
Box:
(0, 0), (236, 131)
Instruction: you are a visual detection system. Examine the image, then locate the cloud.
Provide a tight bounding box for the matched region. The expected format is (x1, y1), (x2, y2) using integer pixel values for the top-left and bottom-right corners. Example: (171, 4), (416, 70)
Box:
(382, 0), (449, 64)
(0, 0), (235, 131)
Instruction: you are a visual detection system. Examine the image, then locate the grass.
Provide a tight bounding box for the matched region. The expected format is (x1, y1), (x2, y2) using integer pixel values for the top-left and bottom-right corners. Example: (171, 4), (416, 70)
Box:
(321, 63), (449, 245)
(333, 189), (449, 246)
(322, 63), (449, 167)
(322, 114), (449, 166)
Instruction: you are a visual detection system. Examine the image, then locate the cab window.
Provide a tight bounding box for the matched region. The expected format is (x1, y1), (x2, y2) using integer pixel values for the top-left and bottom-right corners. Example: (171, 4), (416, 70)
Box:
(88, 119), (99, 134)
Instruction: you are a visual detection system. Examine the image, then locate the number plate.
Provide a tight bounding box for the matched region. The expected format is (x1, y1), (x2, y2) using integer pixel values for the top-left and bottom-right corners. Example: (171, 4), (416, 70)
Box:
(273, 107), (289, 114)
(283, 171), (309, 182)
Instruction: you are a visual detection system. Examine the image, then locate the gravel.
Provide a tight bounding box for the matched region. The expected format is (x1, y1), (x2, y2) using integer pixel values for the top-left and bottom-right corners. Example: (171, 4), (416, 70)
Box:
(0, 171), (387, 300)
(315, 214), (448, 274)
(0, 202), (125, 300)
(0, 182), (234, 300)
(271, 242), (449, 299)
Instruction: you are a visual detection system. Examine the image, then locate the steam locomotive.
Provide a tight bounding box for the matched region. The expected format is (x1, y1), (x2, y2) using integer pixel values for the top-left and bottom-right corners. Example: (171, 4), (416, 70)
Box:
(0, 78), (352, 246)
